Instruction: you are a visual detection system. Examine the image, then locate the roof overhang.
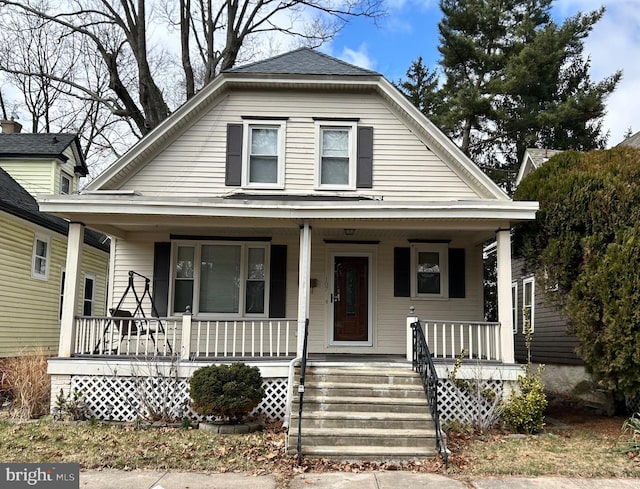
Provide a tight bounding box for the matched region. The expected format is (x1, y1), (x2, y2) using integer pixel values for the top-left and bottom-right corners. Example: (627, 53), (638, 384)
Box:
(39, 193), (538, 239)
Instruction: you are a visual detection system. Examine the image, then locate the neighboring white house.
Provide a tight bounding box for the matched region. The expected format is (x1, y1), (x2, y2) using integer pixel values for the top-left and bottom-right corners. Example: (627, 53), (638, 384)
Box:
(39, 49), (538, 436)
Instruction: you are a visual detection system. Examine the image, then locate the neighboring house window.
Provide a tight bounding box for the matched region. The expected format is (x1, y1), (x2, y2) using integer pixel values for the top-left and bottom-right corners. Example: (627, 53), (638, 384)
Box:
(511, 281), (518, 333)
(172, 242), (269, 316)
(243, 121), (285, 188)
(60, 174), (71, 194)
(59, 268), (66, 320)
(411, 243), (448, 299)
(32, 235), (50, 280)
(316, 122), (357, 189)
(83, 274), (96, 316)
(523, 276), (535, 333)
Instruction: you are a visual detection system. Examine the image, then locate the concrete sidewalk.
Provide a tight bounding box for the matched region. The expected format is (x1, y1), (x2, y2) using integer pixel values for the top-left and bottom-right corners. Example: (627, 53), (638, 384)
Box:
(80, 470), (640, 489)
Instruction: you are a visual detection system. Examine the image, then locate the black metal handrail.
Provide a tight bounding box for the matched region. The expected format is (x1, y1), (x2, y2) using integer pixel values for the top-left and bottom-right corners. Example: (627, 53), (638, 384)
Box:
(296, 318), (310, 466)
(411, 320), (448, 464)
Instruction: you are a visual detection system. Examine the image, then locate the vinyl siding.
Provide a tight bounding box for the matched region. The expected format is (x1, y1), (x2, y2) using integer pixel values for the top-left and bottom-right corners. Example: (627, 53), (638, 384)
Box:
(119, 89), (482, 201)
(512, 257), (582, 365)
(1, 160), (56, 196)
(0, 214), (109, 357)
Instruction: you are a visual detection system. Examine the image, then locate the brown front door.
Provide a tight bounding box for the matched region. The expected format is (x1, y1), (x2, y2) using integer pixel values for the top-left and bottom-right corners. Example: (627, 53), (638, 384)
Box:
(333, 256), (369, 342)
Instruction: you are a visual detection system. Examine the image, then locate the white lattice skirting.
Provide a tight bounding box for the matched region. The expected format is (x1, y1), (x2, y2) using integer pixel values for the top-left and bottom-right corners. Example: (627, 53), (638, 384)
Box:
(437, 379), (504, 424)
(70, 375), (288, 423)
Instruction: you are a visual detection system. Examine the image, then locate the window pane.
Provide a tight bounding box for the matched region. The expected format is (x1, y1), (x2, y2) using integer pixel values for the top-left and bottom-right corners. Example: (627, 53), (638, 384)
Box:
(322, 130), (348, 157)
(251, 128), (277, 155)
(524, 282), (533, 306)
(36, 239), (47, 257)
(247, 248), (265, 280)
(61, 176), (70, 194)
(249, 156), (278, 183)
(321, 157), (349, 185)
(176, 247), (194, 278)
(418, 251), (441, 294)
(35, 257), (46, 275)
(245, 281), (265, 314)
(200, 245), (240, 313)
(174, 281), (194, 313)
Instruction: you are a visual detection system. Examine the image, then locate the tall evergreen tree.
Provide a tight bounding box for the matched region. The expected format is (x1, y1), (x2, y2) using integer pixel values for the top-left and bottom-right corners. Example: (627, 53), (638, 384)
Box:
(398, 0), (621, 192)
(396, 57), (441, 118)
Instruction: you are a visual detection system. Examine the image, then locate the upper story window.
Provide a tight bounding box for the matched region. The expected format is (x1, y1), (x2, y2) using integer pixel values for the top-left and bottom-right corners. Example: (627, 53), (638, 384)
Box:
(316, 122), (357, 189)
(60, 174), (71, 194)
(172, 241), (269, 317)
(410, 243), (449, 299)
(242, 121), (286, 188)
(523, 276), (535, 333)
(32, 234), (50, 280)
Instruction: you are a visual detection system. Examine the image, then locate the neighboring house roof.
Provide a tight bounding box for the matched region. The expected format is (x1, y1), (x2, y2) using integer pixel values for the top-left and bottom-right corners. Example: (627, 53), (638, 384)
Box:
(0, 167), (108, 252)
(0, 133), (88, 176)
(224, 47), (380, 76)
(617, 130), (640, 148)
(515, 148), (564, 186)
(85, 48), (510, 202)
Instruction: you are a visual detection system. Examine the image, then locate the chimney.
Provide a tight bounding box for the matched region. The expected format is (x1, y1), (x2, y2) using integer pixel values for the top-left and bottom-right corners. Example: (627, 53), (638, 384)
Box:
(1, 118), (23, 134)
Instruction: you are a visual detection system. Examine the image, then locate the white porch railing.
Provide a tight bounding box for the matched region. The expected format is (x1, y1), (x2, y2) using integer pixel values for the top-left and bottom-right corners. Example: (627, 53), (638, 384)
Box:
(421, 319), (502, 361)
(72, 315), (296, 359)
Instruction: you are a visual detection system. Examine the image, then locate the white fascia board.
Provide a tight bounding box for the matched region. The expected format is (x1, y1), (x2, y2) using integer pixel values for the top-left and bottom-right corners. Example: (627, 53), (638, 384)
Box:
(515, 152), (535, 187)
(377, 78), (509, 201)
(39, 195), (539, 221)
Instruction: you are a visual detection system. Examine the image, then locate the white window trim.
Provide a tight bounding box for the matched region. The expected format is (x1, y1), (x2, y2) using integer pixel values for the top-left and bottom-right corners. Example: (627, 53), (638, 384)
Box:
(511, 281), (518, 333)
(83, 273), (96, 316)
(523, 276), (535, 333)
(315, 121), (357, 190)
(31, 234), (50, 280)
(170, 241), (271, 318)
(242, 120), (286, 189)
(60, 173), (72, 195)
(410, 243), (449, 299)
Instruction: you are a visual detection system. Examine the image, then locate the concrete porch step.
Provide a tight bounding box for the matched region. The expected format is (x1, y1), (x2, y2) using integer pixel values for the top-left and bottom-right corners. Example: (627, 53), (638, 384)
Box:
(287, 444), (437, 461)
(288, 427), (436, 448)
(293, 411), (433, 430)
(295, 382), (425, 399)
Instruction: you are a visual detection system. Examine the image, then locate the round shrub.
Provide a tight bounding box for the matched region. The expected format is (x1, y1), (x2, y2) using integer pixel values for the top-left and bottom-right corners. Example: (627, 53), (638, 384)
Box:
(189, 363), (264, 424)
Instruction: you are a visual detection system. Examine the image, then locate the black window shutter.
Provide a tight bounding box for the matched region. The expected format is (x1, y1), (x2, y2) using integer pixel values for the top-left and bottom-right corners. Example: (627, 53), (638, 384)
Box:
(356, 126), (373, 188)
(225, 124), (243, 186)
(449, 248), (465, 298)
(152, 242), (171, 317)
(269, 245), (287, 318)
(394, 247), (411, 297)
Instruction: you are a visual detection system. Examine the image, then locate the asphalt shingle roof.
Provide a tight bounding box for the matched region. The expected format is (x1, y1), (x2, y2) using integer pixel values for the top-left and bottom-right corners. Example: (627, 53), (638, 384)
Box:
(525, 148), (563, 168)
(0, 167), (109, 252)
(225, 47), (380, 76)
(0, 133), (88, 175)
(618, 130), (640, 148)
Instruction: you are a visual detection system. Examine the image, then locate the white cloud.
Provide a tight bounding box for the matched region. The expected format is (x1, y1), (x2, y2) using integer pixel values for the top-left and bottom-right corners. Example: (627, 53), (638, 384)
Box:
(554, 1), (640, 145)
(338, 44), (377, 70)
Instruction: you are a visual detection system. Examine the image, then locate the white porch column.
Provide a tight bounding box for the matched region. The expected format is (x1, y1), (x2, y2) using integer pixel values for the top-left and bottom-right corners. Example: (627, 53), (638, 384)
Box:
(406, 306), (418, 362)
(297, 221), (312, 356)
(496, 229), (515, 363)
(59, 222), (85, 357)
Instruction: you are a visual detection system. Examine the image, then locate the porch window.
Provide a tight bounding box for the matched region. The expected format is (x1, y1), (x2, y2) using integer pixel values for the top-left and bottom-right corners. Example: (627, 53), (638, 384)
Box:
(316, 123), (356, 189)
(523, 276), (535, 333)
(243, 121), (285, 188)
(32, 234), (50, 280)
(172, 242), (269, 316)
(411, 244), (448, 299)
(83, 274), (95, 316)
(511, 281), (518, 333)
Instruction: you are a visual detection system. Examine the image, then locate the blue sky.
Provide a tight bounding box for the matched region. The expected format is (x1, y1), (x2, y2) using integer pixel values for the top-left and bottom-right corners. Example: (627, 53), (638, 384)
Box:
(323, 0), (640, 146)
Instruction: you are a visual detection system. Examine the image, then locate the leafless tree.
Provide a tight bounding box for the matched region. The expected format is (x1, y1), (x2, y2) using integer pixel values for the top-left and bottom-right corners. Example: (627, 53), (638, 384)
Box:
(0, 0), (384, 148)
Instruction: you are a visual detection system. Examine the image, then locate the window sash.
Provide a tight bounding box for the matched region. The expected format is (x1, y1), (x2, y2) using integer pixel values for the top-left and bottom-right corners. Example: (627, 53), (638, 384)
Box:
(172, 242), (268, 317)
(411, 244), (448, 298)
(32, 236), (50, 279)
(243, 122), (284, 188)
(316, 124), (355, 188)
(523, 277), (535, 333)
(511, 282), (518, 333)
(83, 275), (95, 316)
